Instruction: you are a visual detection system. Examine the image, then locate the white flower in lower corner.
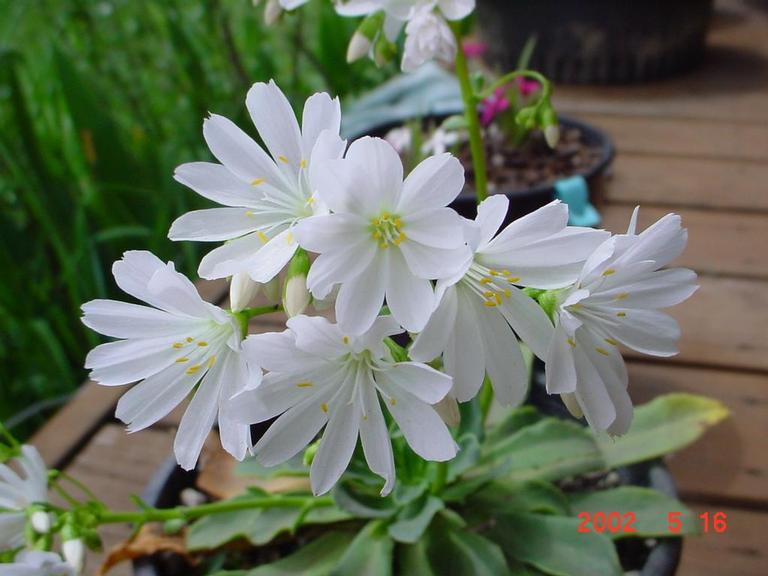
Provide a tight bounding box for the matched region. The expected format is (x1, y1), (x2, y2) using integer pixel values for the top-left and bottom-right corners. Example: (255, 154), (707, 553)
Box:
(411, 196), (609, 405)
(81, 251), (260, 471)
(231, 315), (457, 496)
(0, 446), (49, 550)
(545, 208), (698, 435)
(169, 80), (345, 285)
(294, 137), (471, 336)
(0, 551), (74, 576)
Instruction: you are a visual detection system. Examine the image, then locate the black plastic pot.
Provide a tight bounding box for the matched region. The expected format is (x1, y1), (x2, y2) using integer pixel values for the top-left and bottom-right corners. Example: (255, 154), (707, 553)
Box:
(134, 371), (682, 576)
(477, 0), (714, 84)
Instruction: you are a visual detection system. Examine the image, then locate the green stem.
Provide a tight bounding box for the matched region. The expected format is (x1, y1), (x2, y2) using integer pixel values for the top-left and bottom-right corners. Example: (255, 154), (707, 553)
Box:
(233, 304), (282, 339)
(449, 21), (488, 204)
(98, 494), (333, 525)
(479, 70), (552, 102)
(479, 376), (494, 424)
(0, 421), (19, 449)
(431, 461), (449, 495)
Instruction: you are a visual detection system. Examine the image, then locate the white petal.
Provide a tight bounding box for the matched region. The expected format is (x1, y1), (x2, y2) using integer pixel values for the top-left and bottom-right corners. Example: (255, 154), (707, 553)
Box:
(589, 268), (698, 310)
(359, 375), (395, 496)
(147, 262), (221, 319)
(403, 207), (465, 249)
(287, 315), (348, 358)
(308, 129), (347, 190)
(380, 383), (457, 461)
(230, 369), (327, 423)
(399, 240), (470, 280)
(111, 251), (168, 310)
(336, 252), (387, 335)
(545, 324), (577, 394)
(348, 136), (404, 211)
(381, 362), (452, 404)
(81, 299), (202, 339)
(605, 309), (681, 357)
(243, 331), (323, 373)
(169, 208), (261, 242)
(497, 285), (554, 359)
(86, 337), (179, 386)
(615, 213), (688, 269)
(218, 352), (259, 460)
(293, 213), (368, 253)
(477, 302), (528, 406)
(444, 288), (485, 401)
(572, 344), (616, 431)
(438, 0), (475, 20)
(174, 162), (263, 207)
(484, 200), (568, 252)
(198, 232), (266, 280)
(398, 153), (464, 215)
(246, 80), (304, 174)
(311, 392), (361, 495)
(475, 195), (508, 249)
(410, 284), (458, 363)
(305, 239), (378, 300)
(244, 228), (298, 283)
(302, 92), (341, 157)
(386, 249), (435, 332)
(334, 0), (381, 16)
(202, 113), (285, 187)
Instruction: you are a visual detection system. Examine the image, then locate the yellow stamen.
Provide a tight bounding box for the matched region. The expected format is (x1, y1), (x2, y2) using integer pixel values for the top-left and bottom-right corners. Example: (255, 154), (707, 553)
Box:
(494, 293), (502, 305)
(172, 342), (184, 349)
(595, 347), (610, 356)
(614, 292), (630, 301)
(245, 210), (255, 217)
(489, 269), (499, 276)
(484, 301), (497, 308)
(483, 291), (495, 298)
(605, 338), (619, 346)
(175, 357), (189, 363)
(480, 278), (493, 285)
(186, 365), (202, 375)
(342, 336), (350, 344)
(616, 312), (627, 318)
(507, 277), (521, 283)
(299, 159), (307, 169)
(504, 288), (511, 298)
(389, 398), (397, 406)
(250, 178), (265, 187)
(306, 196), (315, 205)
(207, 356), (216, 368)
(286, 231), (294, 244)
(296, 381), (313, 388)
(501, 270), (511, 276)
(186, 337), (194, 343)
(257, 231), (269, 244)
(602, 268), (617, 277)
(197, 341), (208, 347)
(570, 303), (583, 310)
(394, 232), (406, 246)
(320, 403), (329, 413)
(567, 338), (576, 348)
(278, 155), (289, 164)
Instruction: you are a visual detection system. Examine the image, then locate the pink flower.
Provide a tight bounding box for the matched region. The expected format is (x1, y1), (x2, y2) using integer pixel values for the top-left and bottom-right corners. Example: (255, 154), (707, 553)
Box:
(479, 88), (510, 126)
(463, 42), (488, 59)
(516, 77), (540, 97)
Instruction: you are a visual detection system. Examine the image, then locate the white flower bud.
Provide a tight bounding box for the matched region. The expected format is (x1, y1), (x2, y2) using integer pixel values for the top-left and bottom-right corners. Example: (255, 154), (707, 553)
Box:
(63, 538), (85, 574)
(230, 272), (260, 312)
(347, 31), (372, 63)
(433, 394), (461, 428)
(30, 510), (51, 534)
(283, 274), (311, 318)
(264, 0), (282, 25)
(544, 124), (560, 149)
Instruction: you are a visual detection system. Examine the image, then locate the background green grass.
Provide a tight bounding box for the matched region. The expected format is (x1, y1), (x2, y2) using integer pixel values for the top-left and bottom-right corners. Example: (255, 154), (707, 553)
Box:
(0, 0), (395, 437)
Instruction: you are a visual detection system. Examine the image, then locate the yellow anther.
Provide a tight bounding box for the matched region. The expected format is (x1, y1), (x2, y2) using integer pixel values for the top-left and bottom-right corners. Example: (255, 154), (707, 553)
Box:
(489, 269), (499, 276)
(257, 231), (269, 244)
(501, 270), (511, 276)
(381, 211), (391, 220)
(507, 277), (521, 283)
(483, 291), (495, 298)
(380, 242), (389, 249)
(570, 303), (583, 310)
(245, 210), (255, 217)
(494, 293), (502, 305)
(320, 402), (329, 413)
(504, 288), (511, 298)
(186, 337), (195, 343)
(394, 232), (406, 246)
(567, 338), (576, 348)
(296, 381), (313, 388)
(306, 196), (315, 205)
(614, 292), (630, 301)
(595, 347), (610, 356)
(299, 159), (307, 169)
(186, 365), (202, 375)
(616, 312), (627, 318)
(172, 342), (184, 349)
(605, 338), (619, 346)
(342, 336), (350, 344)
(207, 356), (216, 368)
(372, 230), (381, 239)
(602, 268), (617, 277)
(394, 218), (402, 227)
(197, 341), (208, 347)
(278, 155), (289, 164)
(175, 357), (189, 363)
(483, 301), (497, 308)
(286, 231), (294, 244)
(389, 398), (397, 406)
(480, 278), (493, 285)
(250, 178), (265, 187)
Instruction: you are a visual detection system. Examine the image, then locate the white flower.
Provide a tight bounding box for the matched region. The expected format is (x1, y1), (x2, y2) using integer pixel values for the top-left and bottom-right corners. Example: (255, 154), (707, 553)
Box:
(384, 126), (412, 154)
(411, 197), (608, 405)
(0, 551), (74, 576)
(421, 126), (460, 156)
(81, 251), (260, 470)
(402, 7), (456, 72)
(254, 0), (310, 25)
(293, 137), (470, 335)
(0, 446), (48, 551)
(231, 315), (457, 496)
(169, 81), (345, 285)
(61, 539), (85, 575)
(545, 208), (698, 435)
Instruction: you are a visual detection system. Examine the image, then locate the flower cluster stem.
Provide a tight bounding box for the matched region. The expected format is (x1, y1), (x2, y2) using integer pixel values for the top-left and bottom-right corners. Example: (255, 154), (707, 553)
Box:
(449, 21), (488, 204)
(431, 461), (449, 495)
(98, 494), (333, 525)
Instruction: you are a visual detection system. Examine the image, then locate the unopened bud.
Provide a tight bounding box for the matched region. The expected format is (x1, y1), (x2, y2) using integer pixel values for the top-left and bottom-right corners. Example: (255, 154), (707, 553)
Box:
(348, 12), (384, 63)
(374, 35), (398, 68)
(264, 0), (282, 25)
(282, 249), (311, 318)
(539, 104), (560, 149)
(230, 272), (260, 312)
(544, 124), (560, 149)
(63, 538), (85, 574)
(30, 510), (51, 535)
(434, 394), (461, 428)
(347, 32), (372, 63)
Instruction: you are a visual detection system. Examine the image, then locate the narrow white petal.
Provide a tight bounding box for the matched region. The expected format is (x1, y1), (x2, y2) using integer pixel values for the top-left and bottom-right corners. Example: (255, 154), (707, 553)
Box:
(311, 394), (361, 495)
(399, 241), (470, 280)
(169, 208), (261, 242)
(485, 201), (568, 252)
(443, 288), (485, 402)
(81, 299), (202, 339)
(477, 303), (528, 406)
(615, 213), (688, 269)
(398, 153), (464, 215)
(475, 195), (508, 249)
(336, 253), (387, 335)
(302, 92), (341, 157)
(218, 352), (259, 460)
(403, 208), (466, 249)
(244, 228), (298, 283)
(359, 375), (395, 496)
(86, 337), (180, 386)
(304, 239), (377, 300)
(381, 362), (452, 404)
(438, 0), (476, 20)
(293, 213), (368, 253)
(173, 162), (263, 207)
(572, 343), (616, 431)
(590, 268), (698, 310)
(386, 249), (435, 332)
(198, 233), (266, 280)
(605, 309), (681, 357)
(287, 315), (348, 358)
(497, 285), (554, 360)
(545, 324), (577, 394)
(147, 262), (221, 319)
(346, 137), (404, 211)
(246, 80), (303, 174)
(410, 284), (458, 363)
(243, 331), (323, 373)
(111, 251), (168, 310)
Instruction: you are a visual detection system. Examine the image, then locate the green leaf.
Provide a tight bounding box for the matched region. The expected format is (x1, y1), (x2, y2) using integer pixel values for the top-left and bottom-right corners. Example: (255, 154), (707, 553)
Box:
(487, 513), (622, 576)
(486, 406), (543, 444)
(478, 418), (604, 483)
(426, 518), (512, 576)
(187, 500), (351, 551)
(332, 481), (399, 519)
(388, 495), (444, 544)
(447, 434), (481, 481)
(235, 455), (307, 478)
(398, 540), (437, 576)
(569, 486), (699, 539)
(598, 394), (729, 469)
(331, 521), (394, 576)
(468, 481), (570, 518)
(246, 532), (352, 576)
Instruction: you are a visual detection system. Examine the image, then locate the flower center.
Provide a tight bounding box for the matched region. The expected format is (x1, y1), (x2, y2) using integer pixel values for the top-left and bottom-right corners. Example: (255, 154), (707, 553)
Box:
(464, 263), (519, 308)
(370, 212), (406, 249)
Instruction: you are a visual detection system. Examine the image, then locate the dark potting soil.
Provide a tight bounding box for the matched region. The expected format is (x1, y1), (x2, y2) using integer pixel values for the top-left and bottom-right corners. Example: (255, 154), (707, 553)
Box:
(458, 124), (604, 195)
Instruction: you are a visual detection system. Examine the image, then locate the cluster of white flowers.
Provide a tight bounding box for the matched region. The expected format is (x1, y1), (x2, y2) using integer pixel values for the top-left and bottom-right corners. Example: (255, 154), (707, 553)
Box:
(81, 82), (697, 496)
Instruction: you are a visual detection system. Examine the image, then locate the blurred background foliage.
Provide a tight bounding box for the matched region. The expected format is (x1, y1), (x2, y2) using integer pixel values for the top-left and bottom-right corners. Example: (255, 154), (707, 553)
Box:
(0, 0), (395, 436)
